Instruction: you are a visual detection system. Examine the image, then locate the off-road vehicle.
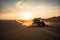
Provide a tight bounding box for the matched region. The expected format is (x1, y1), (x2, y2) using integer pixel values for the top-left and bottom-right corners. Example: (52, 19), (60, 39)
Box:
(33, 18), (45, 26)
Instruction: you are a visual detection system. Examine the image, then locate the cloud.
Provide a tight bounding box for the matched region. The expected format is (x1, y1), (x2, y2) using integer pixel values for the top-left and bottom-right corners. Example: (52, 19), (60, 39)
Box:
(0, 0), (60, 20)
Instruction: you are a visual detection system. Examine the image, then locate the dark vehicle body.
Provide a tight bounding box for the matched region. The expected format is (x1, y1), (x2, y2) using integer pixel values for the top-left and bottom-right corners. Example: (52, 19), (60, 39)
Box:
(33, 18), (45, 26)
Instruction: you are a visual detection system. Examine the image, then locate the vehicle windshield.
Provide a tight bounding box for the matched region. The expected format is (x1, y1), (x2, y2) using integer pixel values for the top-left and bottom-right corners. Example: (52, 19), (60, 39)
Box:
(39, 19), (43, 22)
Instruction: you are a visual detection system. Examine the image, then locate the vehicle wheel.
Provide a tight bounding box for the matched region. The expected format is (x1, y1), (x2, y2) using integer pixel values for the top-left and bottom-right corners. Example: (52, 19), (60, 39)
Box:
(41, 22), (45, 26)
(38, 22), (45, 27)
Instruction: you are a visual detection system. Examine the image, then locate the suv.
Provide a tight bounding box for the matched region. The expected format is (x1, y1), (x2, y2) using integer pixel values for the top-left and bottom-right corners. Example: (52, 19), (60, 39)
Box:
(33, 18), (45, 26)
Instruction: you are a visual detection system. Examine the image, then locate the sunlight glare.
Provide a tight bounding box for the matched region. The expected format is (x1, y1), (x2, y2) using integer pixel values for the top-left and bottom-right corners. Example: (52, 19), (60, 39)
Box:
(20, 12), (34, 20)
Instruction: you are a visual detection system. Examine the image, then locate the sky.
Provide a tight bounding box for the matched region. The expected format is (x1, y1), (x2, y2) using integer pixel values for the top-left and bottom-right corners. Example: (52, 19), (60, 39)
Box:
(0, 0), (60, 20)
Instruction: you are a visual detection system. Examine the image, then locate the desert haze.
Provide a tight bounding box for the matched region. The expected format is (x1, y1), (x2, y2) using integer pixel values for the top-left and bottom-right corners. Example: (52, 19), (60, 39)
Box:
(0, 16), (60, 40)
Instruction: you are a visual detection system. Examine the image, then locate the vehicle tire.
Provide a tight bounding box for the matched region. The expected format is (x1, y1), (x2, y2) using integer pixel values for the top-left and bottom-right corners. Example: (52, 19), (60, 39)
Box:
(38, 22), (45, 27)
(41, 22), (45, 26)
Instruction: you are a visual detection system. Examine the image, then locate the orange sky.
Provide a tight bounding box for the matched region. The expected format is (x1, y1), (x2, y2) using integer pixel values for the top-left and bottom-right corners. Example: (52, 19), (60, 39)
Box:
(0, 0), (60, 20)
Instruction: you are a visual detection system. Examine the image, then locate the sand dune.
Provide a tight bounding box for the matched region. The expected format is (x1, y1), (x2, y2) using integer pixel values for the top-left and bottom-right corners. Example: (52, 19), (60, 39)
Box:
(0, 17), (60, 40)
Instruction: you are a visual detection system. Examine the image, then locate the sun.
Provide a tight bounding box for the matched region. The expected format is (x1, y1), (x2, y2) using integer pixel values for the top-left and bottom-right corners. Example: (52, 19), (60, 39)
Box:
(20, 12), (34, 20)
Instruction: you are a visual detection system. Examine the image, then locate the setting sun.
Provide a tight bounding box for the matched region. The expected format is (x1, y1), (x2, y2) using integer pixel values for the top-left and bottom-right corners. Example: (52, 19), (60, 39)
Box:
(20, 12), (34, 20)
